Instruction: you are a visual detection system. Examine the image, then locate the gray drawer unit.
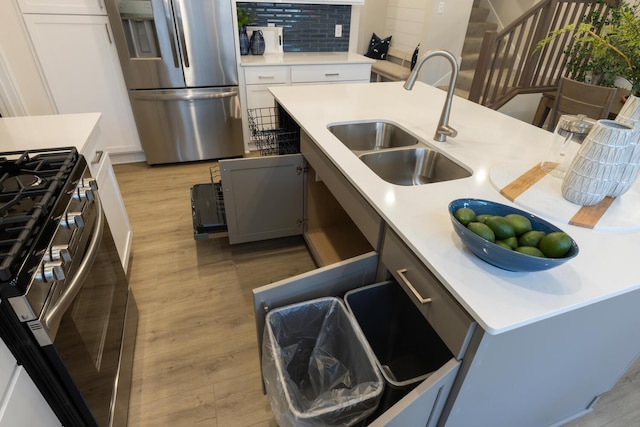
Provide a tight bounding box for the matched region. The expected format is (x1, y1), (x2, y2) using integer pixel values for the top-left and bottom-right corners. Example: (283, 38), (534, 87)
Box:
(381, 228), (476, 360)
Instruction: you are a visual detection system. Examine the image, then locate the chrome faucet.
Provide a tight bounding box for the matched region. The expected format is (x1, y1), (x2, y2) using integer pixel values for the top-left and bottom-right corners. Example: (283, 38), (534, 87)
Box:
(403, 49), (459, 142)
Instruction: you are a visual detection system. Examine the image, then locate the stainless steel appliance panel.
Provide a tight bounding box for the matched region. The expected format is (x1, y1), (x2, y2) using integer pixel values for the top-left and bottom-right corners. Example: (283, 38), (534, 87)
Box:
(107, 0), (238, 90)
(174, 0), (238, 87)
(107, 0), (186, 89)
(130, 87), (244, 164)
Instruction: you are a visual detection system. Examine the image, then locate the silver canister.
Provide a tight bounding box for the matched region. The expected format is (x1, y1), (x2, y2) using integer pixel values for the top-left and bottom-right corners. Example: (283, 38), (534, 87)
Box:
(541, 114), (596, 178)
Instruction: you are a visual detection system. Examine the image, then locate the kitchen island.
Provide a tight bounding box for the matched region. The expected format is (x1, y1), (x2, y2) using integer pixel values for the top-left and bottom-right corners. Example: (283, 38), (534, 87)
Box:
(268, 81), (640, 426)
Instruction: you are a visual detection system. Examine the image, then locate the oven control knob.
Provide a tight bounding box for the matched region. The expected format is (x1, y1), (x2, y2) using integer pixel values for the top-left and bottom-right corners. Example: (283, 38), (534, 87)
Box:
(35, 261), (65, 282)
(60, 212), (84, 229)
(44, 245), (72, 263)
(80, 178), (98, 192)
(73, 187), (95, 202)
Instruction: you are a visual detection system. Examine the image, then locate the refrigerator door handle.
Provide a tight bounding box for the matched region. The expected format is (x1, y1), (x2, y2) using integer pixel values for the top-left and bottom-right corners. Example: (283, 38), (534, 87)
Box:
(173, 0), (190, 68)
(133, 89), (238, 101)
(162, 0), (180, 68)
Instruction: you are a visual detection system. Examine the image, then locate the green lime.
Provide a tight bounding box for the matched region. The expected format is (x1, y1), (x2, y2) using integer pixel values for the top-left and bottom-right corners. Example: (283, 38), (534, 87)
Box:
(476, 214), (492, 223)
(538, 232), (573, 258)
(484, 216), (516, 240)
(515, 246), (546, 257)
(467, 222), (495, 243)
(518, 230), (546, 247)
(504, 214), (533, 236)
(454, 207), (477, 226)
(495, 241), (513, 250)
(501, 236), (519, 249)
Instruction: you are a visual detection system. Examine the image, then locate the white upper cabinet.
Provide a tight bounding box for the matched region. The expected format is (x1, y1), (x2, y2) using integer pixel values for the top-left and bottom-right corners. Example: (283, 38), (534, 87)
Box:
(17, 0), (107, 15)
(22, 13), (142, 157)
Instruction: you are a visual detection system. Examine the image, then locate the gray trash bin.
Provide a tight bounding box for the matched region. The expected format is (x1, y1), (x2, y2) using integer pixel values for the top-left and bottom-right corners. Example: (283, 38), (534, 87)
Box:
(345, 281), (453, 418)
(262, 297), (384, 427)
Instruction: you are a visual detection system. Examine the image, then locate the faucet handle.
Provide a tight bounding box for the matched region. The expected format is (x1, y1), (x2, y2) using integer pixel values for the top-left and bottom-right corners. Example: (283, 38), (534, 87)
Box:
(436, 125), (458, 141)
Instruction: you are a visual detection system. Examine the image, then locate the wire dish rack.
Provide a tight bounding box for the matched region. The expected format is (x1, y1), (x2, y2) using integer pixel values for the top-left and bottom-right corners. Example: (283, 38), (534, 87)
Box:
(190, 164), (227, 240)
(248, 107), (300, 156)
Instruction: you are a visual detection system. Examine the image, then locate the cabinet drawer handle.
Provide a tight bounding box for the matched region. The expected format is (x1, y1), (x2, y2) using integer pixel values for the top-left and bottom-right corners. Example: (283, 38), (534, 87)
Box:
(92, 150), (104, 164)
(397, 268), (432, 304)
(258, 75), (275, 79)
(325, 73), (340, 77)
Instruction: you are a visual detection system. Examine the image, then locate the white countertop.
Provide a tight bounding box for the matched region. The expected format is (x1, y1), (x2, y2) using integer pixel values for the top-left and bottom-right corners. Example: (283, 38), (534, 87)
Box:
(240, 52), (374, 66)
(0, 113), (100, 152)
(270, 82), (640, 335)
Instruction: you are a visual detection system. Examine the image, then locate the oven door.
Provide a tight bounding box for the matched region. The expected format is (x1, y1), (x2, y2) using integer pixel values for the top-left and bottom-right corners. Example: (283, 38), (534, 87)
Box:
(37, 193), (136, 427)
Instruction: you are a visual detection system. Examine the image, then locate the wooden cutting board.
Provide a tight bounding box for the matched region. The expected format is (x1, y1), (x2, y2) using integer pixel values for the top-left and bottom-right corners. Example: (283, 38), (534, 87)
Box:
(489, 161), (640, 231)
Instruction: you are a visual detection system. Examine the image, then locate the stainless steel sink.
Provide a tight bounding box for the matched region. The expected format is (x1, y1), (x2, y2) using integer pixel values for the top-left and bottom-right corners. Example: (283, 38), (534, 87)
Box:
(328, 121), (419, 151)
(358, 148), (471, 186)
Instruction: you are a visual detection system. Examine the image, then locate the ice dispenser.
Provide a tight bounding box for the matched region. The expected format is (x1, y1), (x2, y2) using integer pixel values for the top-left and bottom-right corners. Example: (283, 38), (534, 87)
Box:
(118, 0), (160, 58)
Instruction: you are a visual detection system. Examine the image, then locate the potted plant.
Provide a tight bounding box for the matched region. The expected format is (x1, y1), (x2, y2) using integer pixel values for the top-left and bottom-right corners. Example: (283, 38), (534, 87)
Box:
(536, 0), (640, 96)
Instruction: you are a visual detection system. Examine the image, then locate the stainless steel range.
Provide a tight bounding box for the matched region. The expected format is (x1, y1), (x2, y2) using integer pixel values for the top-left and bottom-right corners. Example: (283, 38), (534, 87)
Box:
(0, 147), (137, 427)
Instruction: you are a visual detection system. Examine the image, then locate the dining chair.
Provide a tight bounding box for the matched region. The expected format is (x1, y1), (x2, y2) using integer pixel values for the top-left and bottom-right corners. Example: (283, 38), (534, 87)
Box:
(546, 77), (618, 131)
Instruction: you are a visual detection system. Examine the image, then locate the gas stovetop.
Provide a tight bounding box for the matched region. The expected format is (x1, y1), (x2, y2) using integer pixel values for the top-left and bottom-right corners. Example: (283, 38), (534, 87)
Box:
(0, 148), (83, 291)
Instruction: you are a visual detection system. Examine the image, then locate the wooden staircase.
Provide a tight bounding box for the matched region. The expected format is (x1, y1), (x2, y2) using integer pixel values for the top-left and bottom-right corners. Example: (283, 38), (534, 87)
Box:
(466, 0), (616, 110)
(456, 0), (496, 99)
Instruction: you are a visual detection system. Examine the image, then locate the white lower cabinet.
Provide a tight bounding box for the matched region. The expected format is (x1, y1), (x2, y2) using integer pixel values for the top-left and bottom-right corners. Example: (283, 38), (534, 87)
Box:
(81, 121), (132, 271)
(0, 342), (60, 427)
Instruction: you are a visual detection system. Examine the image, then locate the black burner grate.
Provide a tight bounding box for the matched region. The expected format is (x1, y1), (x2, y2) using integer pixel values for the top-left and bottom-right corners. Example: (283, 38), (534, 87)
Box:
(0, 148), (79, 283)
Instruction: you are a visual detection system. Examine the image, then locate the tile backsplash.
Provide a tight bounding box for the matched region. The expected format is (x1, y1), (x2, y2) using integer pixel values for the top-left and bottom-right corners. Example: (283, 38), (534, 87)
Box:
(237, 3), (351, 52)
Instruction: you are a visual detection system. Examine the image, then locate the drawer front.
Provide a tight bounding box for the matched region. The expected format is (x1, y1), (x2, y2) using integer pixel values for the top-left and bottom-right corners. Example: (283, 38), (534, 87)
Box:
(244, 66), (289, 85)
(291, 64), (371, 83)
(301, 132), (383, 249)
(381, 229), (476, 359)
(245, 83), (286, 110)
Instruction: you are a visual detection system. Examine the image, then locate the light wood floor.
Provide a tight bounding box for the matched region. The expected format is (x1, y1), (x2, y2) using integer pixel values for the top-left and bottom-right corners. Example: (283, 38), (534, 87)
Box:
(113, 161), (639, 427)
(114, 161), (316, 426)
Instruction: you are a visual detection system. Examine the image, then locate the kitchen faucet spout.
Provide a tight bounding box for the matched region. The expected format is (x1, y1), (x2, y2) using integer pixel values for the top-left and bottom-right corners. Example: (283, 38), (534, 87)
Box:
(403, 49), (459, 142)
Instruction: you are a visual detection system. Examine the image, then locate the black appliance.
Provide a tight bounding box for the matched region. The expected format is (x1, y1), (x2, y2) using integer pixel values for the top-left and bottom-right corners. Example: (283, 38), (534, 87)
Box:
(0, 148), (137, 427)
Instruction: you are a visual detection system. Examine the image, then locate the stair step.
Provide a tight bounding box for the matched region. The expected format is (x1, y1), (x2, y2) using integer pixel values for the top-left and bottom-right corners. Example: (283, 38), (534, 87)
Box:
(466, 21), (498, 38)
(462, 37), (484, 54)
(460, 52), (480, 71)
(470, 7), (490, 23)
(455, 69), (476, 92)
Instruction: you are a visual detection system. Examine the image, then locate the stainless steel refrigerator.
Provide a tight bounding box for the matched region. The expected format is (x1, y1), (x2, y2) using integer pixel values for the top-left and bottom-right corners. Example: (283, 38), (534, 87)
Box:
(105, 0), (244, 164)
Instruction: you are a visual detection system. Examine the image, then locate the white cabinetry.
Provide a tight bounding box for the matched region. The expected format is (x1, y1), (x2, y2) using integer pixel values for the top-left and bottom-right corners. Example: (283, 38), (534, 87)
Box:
(19, 8), (143, 162)
(241, 61), (370, 149)
(246, 0), (364, 4)
(82, 121), (132, 271)
(0, 341), (60, 427)
(243, 66), (290, 110)
(17, 0), (106, 15)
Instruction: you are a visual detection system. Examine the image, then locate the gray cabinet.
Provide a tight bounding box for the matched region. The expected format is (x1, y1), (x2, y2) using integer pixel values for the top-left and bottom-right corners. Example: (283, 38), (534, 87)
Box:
(241, 131), (477, 425)
(219, 154), (305, 244)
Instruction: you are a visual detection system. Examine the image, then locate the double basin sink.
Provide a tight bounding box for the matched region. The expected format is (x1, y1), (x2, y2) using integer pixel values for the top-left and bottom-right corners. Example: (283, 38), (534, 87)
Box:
(328, 121), (471, 186)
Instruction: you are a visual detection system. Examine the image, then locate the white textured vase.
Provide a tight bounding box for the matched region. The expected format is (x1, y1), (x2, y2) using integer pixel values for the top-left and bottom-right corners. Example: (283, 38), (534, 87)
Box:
(611, 94), (640, 196)
(562, 120), (636, 205)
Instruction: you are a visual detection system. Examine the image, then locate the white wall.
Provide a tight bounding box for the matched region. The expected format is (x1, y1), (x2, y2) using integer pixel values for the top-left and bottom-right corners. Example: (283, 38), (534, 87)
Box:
(383, 0), (426, 53)
(485, 0), (540, 30)
(0, 0), (53, 116)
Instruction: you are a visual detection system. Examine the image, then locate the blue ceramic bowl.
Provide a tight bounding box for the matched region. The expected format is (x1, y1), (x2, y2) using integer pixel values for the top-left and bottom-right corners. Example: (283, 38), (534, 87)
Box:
(449, 199), (579, 272)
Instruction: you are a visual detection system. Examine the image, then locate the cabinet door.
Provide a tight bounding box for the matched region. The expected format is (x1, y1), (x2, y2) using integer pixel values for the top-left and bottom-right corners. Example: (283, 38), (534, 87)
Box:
(368, 359), (460, 427)
(245, 84), (286, 110)
(0, 367), (61, 427)
(253, 252), (378, 364)
(219, 154), (305, 244)
(23, 14), (142, 156)
(17, 0), (106, 15)
(96, 152), (132, 271)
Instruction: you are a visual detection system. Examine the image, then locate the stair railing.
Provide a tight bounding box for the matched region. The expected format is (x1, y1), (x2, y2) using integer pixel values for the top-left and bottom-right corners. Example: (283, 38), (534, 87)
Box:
(468, 0), (615, 109)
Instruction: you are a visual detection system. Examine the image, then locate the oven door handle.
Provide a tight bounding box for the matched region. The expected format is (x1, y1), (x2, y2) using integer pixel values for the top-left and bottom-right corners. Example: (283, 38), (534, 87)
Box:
(44, 192), (105, 337)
